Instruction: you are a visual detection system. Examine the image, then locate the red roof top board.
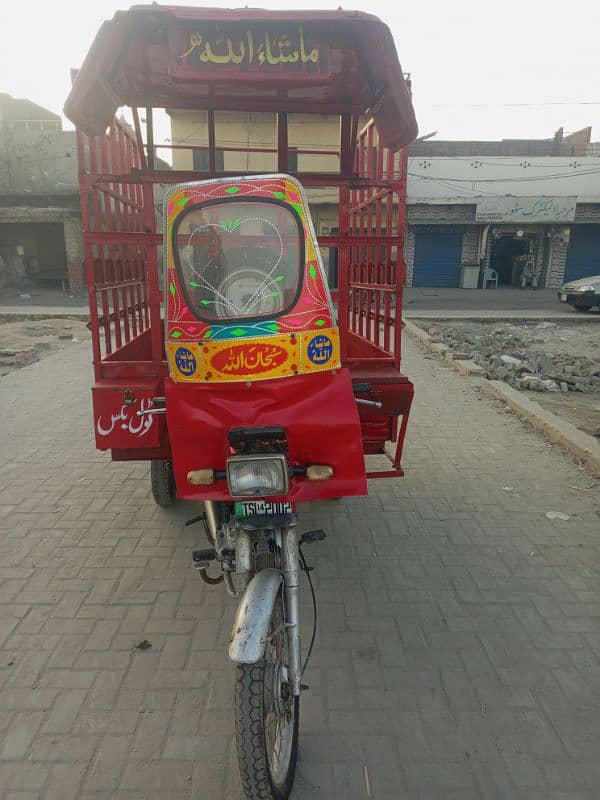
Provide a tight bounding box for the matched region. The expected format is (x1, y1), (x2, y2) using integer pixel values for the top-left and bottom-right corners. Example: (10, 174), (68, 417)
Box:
(65, 5), (417, 151)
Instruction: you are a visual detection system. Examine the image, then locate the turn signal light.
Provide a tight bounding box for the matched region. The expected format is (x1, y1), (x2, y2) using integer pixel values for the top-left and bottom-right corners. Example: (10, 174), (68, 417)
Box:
(306, 465), (334, 481)
(187, 469), (215, 486)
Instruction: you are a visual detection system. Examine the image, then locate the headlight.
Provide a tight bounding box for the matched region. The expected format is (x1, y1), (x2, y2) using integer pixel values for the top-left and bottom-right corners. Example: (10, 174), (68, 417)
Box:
(577, 285), (597, 293)
(226, 454), (289, 497)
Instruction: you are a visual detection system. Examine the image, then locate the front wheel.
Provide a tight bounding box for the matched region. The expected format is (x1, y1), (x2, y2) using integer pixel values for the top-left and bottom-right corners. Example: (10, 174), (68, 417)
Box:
(574, 304), (593, 312)
(234, 593), (299, 800)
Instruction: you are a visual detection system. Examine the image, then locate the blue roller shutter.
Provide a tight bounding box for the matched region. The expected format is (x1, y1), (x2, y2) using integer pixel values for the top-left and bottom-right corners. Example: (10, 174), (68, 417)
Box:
(565, 225), (600, 282)
(412, 227), (463, 287)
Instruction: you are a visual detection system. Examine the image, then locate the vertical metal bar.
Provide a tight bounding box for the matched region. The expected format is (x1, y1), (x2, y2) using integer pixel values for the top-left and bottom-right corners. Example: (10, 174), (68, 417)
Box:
(337, 185), (350, 360)
(120, 283), (131, 343)
(88, 138), (102, 234)
(204, 501), (219, 542)
(86, 254), (102, 375)
(277, 112), (288, 173)
(77, 129), (101, 379)
(111, 283), (122, 350)
(132, 107), (148, 170)
(393, 393), (413, 469)
(236, 531), (252, 591)
(208, 109), (216, 174)
(100, 284), (112, 356)
(142, 179), (163, 363)
(146, 106), (155, 170)
(383, 291), (391, 353)
(340, 113), (353, 175)
(281, 527), (301, 696)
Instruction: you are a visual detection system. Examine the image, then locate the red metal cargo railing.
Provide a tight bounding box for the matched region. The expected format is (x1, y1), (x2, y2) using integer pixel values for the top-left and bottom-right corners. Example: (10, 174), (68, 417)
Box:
(344, 119), (407, 371)
(76, 119), (162, 380)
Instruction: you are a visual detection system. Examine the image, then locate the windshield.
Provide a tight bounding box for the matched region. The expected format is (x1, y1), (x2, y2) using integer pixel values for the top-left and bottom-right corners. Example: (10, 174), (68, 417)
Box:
(172, 199), (303, 321)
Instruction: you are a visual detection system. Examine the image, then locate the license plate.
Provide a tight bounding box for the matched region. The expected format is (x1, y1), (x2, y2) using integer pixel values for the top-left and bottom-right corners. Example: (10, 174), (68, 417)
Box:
(560, 293), (567, 301)
(235, 500), (293, 517)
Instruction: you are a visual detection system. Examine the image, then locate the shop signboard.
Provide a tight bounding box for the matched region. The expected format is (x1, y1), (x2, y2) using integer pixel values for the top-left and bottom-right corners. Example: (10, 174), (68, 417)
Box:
(476, 196), (577, 223)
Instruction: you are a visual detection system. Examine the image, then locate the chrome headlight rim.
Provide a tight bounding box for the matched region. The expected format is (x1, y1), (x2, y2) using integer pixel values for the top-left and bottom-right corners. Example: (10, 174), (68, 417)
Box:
(226, 453), (289, 498)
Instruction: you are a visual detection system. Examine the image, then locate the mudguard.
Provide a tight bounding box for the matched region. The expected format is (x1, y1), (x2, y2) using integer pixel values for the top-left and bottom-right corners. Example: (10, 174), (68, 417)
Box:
(228, 568), (283, 664)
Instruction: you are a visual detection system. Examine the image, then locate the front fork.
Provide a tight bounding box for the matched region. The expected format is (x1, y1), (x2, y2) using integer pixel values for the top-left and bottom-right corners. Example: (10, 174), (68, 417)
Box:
(281, 526), (301, 696)
(235, 524), (302, 696)
(206, 500), (303, 698)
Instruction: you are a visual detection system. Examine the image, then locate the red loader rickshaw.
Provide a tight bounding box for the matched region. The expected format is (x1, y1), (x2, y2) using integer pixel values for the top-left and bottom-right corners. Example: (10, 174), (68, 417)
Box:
(65, 6), (417, 798)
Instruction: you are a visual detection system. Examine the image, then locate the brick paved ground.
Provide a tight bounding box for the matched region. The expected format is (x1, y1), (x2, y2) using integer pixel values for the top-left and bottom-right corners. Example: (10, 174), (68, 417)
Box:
(0, 338), (599, 800)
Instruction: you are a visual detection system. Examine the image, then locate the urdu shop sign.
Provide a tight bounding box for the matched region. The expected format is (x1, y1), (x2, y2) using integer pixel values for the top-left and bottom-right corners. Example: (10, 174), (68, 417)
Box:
(475, 196), (577, 223)
(170, 23), (330, 80)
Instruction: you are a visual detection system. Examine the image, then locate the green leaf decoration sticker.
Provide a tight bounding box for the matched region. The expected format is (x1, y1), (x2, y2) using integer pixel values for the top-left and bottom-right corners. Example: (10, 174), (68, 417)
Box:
(203, 329), (213, 338)
(226, 186), (241, 194)
(231, 328), (247, 337)
(309, 264), (317, 279)
(266, 323), (279, 331)
(177, 197), (190, 207)
(170, 330), (182, 338)
(219, 218), (242, 231)
(273, 275), (284, 282)
(200, 299), (212, 306)
(169, 281), (176, 297)
(190, 281), (200, 288)
(314, 319), (326, 327)
(270, 292), (280, 298)
(272, 191), (286, 199)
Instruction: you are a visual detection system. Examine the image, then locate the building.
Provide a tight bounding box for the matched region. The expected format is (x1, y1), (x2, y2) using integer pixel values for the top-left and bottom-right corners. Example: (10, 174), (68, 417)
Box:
(406, 127), (600, 288)
(169, 113), (600, 290)
(0, 93), (84, 292)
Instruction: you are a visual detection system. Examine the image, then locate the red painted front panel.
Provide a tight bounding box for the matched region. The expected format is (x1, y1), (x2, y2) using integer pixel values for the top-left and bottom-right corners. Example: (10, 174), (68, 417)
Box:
(165, 368), (367, 502)
(92, 380), (162, 451)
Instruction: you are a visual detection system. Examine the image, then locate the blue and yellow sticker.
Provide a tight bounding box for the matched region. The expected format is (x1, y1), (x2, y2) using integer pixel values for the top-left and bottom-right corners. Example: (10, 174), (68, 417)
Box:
(167, 328), (340, 383)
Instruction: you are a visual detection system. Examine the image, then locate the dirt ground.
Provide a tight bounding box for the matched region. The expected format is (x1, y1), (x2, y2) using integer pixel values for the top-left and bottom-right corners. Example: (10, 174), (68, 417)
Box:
(417, 319), (600, 438)
(533, 391), (600, 438)
(0, 318), (90, 377)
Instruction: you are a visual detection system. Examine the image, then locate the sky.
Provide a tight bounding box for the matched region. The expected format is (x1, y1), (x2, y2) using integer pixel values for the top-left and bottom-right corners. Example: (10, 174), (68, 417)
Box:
(1, 0), (599, 145)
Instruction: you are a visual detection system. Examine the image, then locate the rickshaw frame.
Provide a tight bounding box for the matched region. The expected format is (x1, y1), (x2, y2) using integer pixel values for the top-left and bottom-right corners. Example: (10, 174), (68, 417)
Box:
(65, 5), (418, 480)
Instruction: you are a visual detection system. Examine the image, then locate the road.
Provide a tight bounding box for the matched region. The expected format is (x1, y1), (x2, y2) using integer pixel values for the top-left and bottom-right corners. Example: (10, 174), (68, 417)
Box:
(404, 287), (600, 319)
(0, 338), (599, 799)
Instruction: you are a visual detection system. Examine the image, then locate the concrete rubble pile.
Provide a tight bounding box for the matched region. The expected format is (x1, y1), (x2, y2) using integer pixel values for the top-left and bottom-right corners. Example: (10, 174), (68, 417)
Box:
(427, 323), (600, 394)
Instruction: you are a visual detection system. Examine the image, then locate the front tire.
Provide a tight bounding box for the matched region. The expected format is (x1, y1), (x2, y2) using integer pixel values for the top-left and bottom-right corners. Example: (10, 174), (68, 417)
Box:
(150, 459), (176, 507)
(574, 304), (593, 312)
(234, 594), (299, 800)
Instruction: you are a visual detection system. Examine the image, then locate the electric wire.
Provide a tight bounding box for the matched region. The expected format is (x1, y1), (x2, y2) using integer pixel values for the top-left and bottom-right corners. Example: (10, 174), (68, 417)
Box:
(299, 546), (317, 677)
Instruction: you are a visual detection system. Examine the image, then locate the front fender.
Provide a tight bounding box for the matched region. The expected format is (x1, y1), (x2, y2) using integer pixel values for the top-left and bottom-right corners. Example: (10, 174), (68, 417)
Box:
(228, 568), (283, 664)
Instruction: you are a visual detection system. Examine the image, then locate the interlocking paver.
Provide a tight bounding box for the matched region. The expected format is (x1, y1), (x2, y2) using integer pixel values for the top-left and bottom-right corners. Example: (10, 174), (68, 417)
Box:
(1, 338), (600, 798)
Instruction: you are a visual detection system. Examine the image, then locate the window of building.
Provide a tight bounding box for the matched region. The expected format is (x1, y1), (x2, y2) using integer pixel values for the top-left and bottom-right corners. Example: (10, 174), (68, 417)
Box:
(192, 148), (224, 172)
(287, 147), (298, 173)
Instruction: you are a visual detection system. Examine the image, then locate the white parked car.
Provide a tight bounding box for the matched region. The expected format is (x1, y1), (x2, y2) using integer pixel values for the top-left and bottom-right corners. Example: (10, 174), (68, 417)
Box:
(558, 275), (600, 312)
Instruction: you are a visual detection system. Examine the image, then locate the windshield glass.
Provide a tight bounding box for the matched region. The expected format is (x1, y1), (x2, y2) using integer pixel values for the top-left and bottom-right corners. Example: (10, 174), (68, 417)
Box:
(173, 199), (303, 321)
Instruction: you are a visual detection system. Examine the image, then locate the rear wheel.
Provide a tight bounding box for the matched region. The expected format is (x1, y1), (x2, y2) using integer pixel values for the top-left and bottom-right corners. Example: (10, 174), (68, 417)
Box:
(234, 592), (299, 800)
(150, 459), (176, 507)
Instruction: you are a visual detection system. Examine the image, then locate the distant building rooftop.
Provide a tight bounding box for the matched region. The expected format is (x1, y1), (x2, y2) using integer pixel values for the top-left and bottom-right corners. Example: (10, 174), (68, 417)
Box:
(0, 93), (61, 125)
(409, 126), (595, 157)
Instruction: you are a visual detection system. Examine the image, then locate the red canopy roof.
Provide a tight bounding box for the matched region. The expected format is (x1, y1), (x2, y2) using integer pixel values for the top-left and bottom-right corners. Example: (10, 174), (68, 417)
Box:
(65, 5), (417, 150)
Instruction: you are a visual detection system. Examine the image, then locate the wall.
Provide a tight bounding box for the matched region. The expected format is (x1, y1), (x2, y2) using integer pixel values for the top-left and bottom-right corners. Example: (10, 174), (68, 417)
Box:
(408, 156), (600, 204)
(546, 238), (567, 288)
(170, 110), (340, 173)
(0, 127), (78, 194)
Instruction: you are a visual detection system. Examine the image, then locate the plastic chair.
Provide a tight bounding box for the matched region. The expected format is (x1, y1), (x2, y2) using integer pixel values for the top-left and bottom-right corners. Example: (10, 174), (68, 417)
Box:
(482, 268), (498, 289)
